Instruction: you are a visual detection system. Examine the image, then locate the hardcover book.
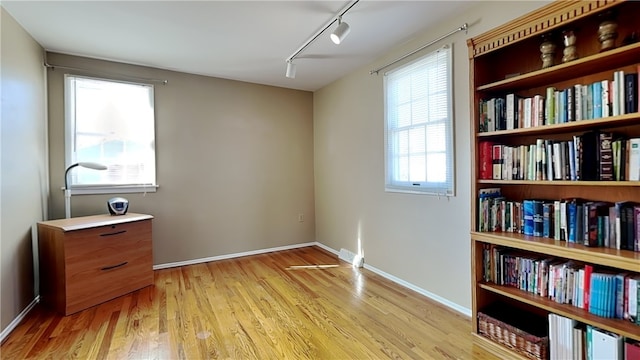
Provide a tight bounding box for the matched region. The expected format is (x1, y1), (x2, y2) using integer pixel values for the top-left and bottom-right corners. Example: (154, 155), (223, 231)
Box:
(599, 132), (614, 181)
(479, 141), (493, 179)
(629, 138), (640, 181)
(492, 144), (503, 180)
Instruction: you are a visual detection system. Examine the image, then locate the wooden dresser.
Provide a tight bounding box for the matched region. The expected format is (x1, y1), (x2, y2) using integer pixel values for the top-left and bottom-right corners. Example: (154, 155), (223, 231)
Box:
(38, 213), (154, 315)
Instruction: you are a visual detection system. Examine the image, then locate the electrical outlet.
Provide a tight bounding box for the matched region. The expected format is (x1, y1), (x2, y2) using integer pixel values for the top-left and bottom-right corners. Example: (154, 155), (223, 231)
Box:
(298, 213), (304, 222)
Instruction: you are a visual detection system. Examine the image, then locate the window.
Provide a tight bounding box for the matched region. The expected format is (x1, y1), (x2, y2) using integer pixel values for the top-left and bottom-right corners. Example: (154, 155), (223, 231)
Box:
(65, 75), (157, 194)
(384, 45), (454, 196)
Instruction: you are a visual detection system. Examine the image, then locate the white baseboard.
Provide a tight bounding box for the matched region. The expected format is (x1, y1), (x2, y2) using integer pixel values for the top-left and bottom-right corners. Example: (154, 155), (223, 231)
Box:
(363, 263), (471, 317)
(313, 241), (339, 256)
(153, 242), (317, 270)
(0, 296), (39, 344)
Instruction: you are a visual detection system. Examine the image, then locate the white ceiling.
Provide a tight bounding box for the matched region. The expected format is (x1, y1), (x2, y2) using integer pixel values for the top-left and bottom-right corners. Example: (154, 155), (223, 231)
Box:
(2, 1), (476, 91)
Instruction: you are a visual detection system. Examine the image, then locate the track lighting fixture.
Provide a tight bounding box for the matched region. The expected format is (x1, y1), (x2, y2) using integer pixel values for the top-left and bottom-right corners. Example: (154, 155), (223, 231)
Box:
(284, 0), (359, 78)
(331, 17), (351, 45)
(285, 60), (297, 79)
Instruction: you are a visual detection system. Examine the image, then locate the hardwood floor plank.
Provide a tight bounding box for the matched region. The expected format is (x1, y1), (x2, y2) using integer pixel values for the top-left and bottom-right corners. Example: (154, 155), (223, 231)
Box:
(1, 246), (499, 359)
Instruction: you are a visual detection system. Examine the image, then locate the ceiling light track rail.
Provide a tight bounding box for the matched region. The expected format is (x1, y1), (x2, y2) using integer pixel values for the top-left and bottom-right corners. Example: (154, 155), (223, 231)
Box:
(43, 53), (168, 85)
(285, 0), (359, 78)
(370, 23), (468, 75)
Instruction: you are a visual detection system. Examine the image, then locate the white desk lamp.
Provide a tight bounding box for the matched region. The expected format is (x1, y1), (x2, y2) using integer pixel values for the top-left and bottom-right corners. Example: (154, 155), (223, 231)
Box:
(64, 162), (107, 218)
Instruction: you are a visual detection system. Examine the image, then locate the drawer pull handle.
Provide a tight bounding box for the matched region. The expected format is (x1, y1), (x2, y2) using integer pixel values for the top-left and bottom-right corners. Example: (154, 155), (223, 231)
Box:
(100, 230), (127, 237)
(101, 261), (128, 271)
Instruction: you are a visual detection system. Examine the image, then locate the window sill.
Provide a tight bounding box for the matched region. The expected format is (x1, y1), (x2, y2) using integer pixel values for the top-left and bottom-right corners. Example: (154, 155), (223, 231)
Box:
(62, 185), (159, 195)
(385, 186), (454, 197)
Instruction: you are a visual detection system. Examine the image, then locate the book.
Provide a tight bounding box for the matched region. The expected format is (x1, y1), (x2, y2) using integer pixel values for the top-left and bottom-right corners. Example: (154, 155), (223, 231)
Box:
(599, 132), (613, 181)
(572, 324), (584, 360)
(626, 276), (639, 323)
(533, 199), (544, 237)
(601, 79), (610, 118)
(574, 84), (583, 121)
(590, 327), (622, 360)
(626, 73), (638, 114)
(583, 264), (593, 310)
(492, 144), (503, 180)
(523, 199), (535, 236)
(581, 131), (600, 181)
(479, 99), (488, 132)
(593, 81), (602, 119)
(626, 339), (640, 360)
(546, 86), (556, 124)
(553, 141), (563, 180)
(613, 72), (621, 117)
(505, 93), (517, 130)
(567, 199), (584, 243)
(543, 202), (554, 238)
(479, 141), (493, 179)
(629, 138), (640, 181)
(567, 86), (574, 122)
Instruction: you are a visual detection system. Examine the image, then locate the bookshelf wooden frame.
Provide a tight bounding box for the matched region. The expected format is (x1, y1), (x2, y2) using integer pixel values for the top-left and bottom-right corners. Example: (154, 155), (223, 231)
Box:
(468, 0), (640, 358)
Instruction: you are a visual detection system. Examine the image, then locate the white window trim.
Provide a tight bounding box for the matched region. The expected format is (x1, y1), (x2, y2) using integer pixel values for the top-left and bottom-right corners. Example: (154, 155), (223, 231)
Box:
(64, 74), (158, 194)
(63, 184), (159, 195)
(383, 45), (455, 197)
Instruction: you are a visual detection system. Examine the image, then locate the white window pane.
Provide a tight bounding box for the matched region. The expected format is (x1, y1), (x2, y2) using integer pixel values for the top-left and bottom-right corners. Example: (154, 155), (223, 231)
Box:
(411, 71), (428, 99)
(397, 130), (409, 155)
(426, 123), (445, 152)
(412, 98), (429, 124)
(398, 103), (411, 128)
(409, 155), (426, 182)
(409, 127), (425, 153)
(396, 77), (410, 103)
(426, 153), (446, 182)
(398, 156), (409, 181)
(428, 92), (448, 121)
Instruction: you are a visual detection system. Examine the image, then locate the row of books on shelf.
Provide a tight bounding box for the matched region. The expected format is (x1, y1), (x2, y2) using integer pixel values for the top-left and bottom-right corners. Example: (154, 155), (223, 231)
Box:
(477, 188), (640, 252)
(481, 245), (640, 324)
(548, 314), (639, 360)
(478, 133), (640, 181)
(478, 67), (639, 133)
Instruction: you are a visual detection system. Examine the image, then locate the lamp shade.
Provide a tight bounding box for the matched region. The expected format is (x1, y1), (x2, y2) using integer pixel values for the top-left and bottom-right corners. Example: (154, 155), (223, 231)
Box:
(286, 61), (297, 79)
(330, 21), (351, 44)
(78, 162), (108, 170)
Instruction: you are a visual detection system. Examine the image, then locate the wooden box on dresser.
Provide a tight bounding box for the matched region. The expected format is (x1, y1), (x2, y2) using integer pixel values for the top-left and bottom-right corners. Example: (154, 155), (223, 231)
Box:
(468, 1), (640, 359)
(38, 213), (154, 316)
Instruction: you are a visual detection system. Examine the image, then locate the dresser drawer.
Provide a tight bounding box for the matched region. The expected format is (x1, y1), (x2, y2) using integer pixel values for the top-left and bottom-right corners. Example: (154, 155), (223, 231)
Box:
(63, 219), (153, 314)
(64, 220), (150, 263)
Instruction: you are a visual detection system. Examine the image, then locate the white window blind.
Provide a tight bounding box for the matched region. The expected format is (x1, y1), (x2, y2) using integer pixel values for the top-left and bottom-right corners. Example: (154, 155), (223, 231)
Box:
(384, 45), (454, 196)
(65, 75), (156, 193)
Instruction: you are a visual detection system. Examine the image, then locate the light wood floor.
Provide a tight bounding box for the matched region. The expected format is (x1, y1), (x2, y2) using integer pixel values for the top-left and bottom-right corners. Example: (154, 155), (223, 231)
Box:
(1, 246), (498, 359)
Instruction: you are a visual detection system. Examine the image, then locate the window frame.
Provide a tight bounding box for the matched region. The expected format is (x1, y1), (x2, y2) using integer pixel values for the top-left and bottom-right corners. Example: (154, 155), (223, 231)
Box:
(383, 44), (455, 196)
(64, 74), (158, 195)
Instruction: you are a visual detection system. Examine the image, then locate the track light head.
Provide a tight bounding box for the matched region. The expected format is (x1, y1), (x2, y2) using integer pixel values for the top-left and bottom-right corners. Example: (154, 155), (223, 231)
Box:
(285, 61), (297, 79)
(331, 17), (351, 44)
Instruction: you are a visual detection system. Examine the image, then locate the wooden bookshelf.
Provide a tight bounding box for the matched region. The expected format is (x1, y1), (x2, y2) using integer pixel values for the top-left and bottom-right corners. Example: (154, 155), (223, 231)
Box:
(468, 0), (640, 358)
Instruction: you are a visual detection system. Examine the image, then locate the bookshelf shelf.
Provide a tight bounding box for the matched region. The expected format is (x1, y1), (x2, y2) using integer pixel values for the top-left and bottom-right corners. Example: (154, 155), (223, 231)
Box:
(478, 179), (640, 187)
(471, 232), (640, 272)
(478, 283), (640, 341)
(469, 0), (640, 358)
(476, 42), (640, 93)
(477, 113), (640, 138)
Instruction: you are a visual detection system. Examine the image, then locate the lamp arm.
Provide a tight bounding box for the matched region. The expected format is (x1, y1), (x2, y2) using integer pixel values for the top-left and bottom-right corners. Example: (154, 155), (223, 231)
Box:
(64, 163), (80, 190)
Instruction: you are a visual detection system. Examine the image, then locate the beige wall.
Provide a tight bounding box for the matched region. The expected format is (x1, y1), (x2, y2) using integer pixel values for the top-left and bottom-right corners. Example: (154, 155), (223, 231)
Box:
(1, 8), (48, 332)
(46, 53), (315, 265)
(313, 1), (549, 311)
